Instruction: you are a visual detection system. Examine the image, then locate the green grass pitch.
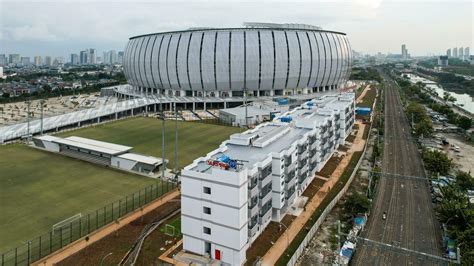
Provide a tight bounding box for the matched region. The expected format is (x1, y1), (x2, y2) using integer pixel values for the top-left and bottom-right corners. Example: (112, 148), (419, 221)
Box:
(0, 117), (241, 252)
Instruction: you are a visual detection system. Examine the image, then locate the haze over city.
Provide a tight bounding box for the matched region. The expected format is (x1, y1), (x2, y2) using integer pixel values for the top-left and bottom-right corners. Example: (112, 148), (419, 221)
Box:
(1, 0), (472, 58)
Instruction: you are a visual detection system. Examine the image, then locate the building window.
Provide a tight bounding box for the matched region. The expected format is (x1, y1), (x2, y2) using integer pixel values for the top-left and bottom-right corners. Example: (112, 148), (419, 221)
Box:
(203, 227), (211, 235)
(203, 206), (211, 214)
(203, 186), (211, 194)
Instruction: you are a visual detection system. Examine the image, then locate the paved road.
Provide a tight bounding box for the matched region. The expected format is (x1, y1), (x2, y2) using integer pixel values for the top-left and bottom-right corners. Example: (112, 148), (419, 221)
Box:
(351, 70), (444, 265)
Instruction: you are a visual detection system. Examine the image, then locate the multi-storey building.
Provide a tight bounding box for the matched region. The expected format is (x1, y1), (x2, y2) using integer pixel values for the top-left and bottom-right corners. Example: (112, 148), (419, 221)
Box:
(71, 54), (79, 65)
(9, 54), (20, 65)
(181, 92), (355, 265)
(34, 56), (42, 66)
(20, 57), (30, 66)
(44, 56), (52, 66)
(0, 54), (6, 66)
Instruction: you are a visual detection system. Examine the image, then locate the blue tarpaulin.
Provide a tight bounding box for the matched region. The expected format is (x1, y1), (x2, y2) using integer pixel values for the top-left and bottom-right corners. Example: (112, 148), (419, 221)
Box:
(354, 216), (366, 226)
(356, 107), (371, 115)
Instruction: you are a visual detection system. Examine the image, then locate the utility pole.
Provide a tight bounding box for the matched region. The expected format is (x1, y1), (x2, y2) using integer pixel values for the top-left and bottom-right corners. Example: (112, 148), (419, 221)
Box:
(174, 103), (178, 180)
(244, 87), (248, 128)
(40, 99), (45, 135)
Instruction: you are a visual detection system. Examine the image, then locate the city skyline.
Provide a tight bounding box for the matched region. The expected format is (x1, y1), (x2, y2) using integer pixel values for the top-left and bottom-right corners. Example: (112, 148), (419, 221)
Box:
(1, 0), (472, 58)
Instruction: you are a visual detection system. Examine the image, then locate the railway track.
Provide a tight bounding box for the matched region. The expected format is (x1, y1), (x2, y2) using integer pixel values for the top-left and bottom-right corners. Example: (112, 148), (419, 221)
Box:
(351, 70), (443, 265)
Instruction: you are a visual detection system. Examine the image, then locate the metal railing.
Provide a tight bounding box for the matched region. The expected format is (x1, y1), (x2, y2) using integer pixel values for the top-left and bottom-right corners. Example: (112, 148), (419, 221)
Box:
(0, 181), (177, 266)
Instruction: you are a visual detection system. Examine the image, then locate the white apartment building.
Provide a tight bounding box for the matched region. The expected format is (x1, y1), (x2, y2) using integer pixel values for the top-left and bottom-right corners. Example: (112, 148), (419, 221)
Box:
(180, 93), (355, 265)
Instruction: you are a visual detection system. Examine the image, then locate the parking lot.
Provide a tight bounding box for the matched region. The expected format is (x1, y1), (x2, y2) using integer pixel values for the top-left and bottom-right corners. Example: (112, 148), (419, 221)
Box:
(436, 133), (473, 174)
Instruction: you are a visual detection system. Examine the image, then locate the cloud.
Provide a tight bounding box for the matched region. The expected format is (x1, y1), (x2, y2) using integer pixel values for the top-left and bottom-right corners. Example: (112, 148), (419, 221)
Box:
(4, 23), (61, 42)
(0, 0), (471, 57)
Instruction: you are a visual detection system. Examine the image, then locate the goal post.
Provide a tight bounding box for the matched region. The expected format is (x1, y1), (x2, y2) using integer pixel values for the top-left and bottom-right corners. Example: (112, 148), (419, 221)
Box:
(52, 213), (82, 235)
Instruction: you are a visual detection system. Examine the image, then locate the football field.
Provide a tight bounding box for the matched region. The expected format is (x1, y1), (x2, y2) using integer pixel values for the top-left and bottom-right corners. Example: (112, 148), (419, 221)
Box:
(0, 117), (241, 252)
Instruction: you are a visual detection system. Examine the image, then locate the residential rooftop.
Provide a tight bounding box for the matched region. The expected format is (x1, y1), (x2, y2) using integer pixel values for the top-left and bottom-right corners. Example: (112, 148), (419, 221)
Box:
(189, 93), (354, 174)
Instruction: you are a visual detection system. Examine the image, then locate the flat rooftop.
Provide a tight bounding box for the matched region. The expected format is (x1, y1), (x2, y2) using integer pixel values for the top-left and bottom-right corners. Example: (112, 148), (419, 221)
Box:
(117, 153), (163, 165)
(189, 93), (354, 174)
(37, 135), (132, 155)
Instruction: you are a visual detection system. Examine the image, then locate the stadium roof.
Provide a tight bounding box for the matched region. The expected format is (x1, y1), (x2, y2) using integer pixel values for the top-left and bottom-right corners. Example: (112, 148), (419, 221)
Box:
(53, 136), (132, 155)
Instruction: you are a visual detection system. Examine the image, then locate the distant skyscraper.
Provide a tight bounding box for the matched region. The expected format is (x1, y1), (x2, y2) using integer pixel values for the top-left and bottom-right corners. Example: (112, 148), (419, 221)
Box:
(110, 50), (117, 64)
(446, 49), (451, 57)
(80, 50), (87, 64)
(0, 54), (6, 66)
(453, 47), (458, 57)
(459, 47), (464, 58)
(102, 51), (107, 64)
(34, 56), (42, 66)
(118, 51), (124, 64)
(88, 48), (96, 64)
(9, 54), (20, 65)
(20, 57), (30, 66)
(401, 44), (408, 59)
(44, 56), (52, 66)
(70, 54), (79, 65)
(465, 47), (470, 57)
(103, 50), (118, 65)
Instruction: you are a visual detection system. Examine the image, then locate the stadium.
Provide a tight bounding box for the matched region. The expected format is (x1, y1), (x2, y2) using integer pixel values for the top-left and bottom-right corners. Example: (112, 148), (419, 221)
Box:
(121, 23), (352, 99)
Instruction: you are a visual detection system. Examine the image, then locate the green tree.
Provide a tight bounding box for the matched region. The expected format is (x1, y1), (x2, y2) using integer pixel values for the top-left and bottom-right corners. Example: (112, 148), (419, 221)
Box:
(422, 149), (452, 175)
(343, 192), (370, 215)
(414, 118), (433, 137)
(457, 116), (472, 130)
(406, 102), (428, 123)
(455, 171), (474, 192)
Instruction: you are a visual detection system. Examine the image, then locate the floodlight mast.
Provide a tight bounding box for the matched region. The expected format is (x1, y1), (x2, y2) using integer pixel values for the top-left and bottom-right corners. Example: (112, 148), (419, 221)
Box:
(161, 91), (166, 180)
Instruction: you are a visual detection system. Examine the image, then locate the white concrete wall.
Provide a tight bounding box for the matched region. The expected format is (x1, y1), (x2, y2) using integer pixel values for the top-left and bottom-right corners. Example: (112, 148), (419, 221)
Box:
(43, 140), (60, 152)
(111, 156), (136, 171)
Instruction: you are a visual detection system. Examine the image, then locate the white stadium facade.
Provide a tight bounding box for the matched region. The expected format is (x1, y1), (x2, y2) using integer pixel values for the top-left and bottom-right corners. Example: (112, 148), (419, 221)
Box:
(122, 23), (352, 98)
(0, 23), (353, 144)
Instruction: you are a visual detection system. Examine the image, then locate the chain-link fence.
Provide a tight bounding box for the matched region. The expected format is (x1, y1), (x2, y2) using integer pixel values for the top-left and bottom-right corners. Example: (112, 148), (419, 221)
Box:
(0, 181), (177, 266)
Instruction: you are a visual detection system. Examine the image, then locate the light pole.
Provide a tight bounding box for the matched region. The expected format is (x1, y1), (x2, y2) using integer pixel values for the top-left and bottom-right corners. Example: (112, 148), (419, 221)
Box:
(161, 92), (166, 180)
(26, 99), (31, 140)
(100, 252), (113, 266)
(174, 104), (178, 180)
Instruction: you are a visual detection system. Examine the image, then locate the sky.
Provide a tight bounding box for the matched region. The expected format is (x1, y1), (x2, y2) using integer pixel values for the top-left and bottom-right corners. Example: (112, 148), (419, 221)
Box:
(0, 0), (472, 58)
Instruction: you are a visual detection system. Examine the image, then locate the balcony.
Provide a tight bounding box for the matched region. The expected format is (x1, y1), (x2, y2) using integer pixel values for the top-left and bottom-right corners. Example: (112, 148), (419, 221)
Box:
(260, 165), (272, 179)
(249, 195), (258, 209)
(259, 200), (272, 218)
(259, 183), (272, 199)
(248, 175), (258, 190)
(248, 214), (259, 237)
(248, 198), (259, 218)
(298, 159), (308, 169)
(260, 172), (272, 188)
(285, 185), (296, 200)
(285, 170), (296, 183)
(287, 175), (297, 188)
(298, 172), (308, 183)
(287, 162), (296, 172)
